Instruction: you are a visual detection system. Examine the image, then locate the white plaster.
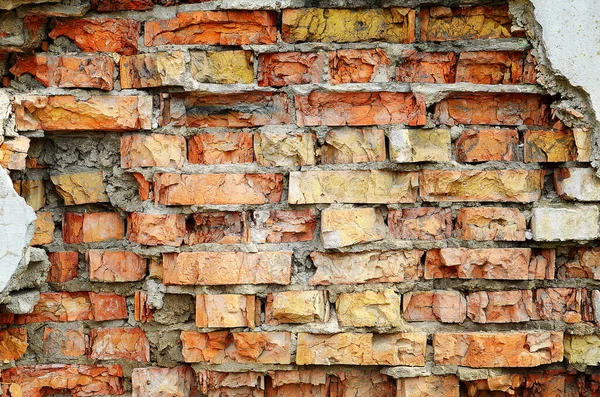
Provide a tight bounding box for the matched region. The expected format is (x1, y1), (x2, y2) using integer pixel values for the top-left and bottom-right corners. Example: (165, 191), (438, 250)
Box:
(530, 0), (600, 120)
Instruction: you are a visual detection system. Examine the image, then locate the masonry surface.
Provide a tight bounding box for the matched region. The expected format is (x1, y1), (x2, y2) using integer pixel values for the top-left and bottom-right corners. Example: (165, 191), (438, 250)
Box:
(0, 0), (599, 396)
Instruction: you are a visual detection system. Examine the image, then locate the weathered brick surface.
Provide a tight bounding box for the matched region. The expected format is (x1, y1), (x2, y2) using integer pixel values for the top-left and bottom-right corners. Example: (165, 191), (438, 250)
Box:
(89, 327), (150, 362)
(186, 211), (248, 244)
(388, 128), (451, 163)
(0, 328), (28, 361)
(191, 50), (254, 84)
(336, 289), (401, 327)
(127, 212), (185, 246)
(398, 376), (459, 397)
(49, 18), (140, 54)
(554, 168), (600, 201)
(15, 292), (93, 324)
(1, 136), (29, 170)
(88, 250), (147, 282)
(524, 129), (577, 162)
(47, 251), (78, 283)
(321, 207), (387, 249)
(265, 290), (328, 325)
(121, 134), (186, 168)
(120, 51), (186, 88)
(188, 132), (254, 164)
(196, 294), (257, 328)
(132, 366), (197, 397)
(396, 51), (457, 83)
(455, 128), (519, 162)
(42, 327), (86, 358)
(254, 132), (316, 166)
(467, 290), (534, 323)
(403, 290), (466, 323)
(456, 51), (525, 84)
(63, 212), (124, 244)
(456, 207), (526, 241)
(329, 49), (390, 84)
(50, 172), (108, 205)
(251, 209), (315, 243)
(31, 211), (54, 246)
(258, 52), (325, 86)
(420, 6), (512, 41)
(319, 127), (386, 164)
(388, 207), (452, 240)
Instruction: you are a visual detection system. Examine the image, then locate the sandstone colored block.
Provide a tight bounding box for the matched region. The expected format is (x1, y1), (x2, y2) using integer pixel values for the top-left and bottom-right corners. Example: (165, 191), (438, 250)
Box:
(163, 251), (292, 285)
(132, 366), (197, 397)
(396, 50), (457, 83)
(15, 292), (92, 324)
(533, 288), (588, 323)
(329, 48), (390, 84)
(574, 128), (592, 161)
(434, 94), (550, 126)
(1, 365), (124, 397)
(265, 290), (329, 325)
(388, 128), (451, 163)
(89, 292), (128, 322)
(196, 294), (256, 328)
(47, 251), (78, 283)
(420, 6), (512, 41)
(467, 290), (534, 323)
(254, 132), (317, 166)
(15, 95), (152, 131)
(320, 127), (386, 164)
(42, 327), (86, 358)
(289, 170), (418, 204)
(310, 250), (422, 285)
(13, 178), (45, 211)
(160, 92), (290, 128)
(403, 290), (466, 323)
(155, 173), (283, 205)
(524, 130), (577, 162)
(336, 289), (401, 327)
(0, 328), (27, 361)
(258, 52), (325, 86)
(0, 135), (29, 170)
(120, 51), (185, 88)
(433, 332), (563, 367)
(420, 170), (544, 202)
(89, 327), (150, 362)
(91, 0), (153, 11)
(397, 376), (459, 397)
(321, 207), (387, 249)
(188, 132), (254, 164)
(295, 92), (425, 126)
(50, 172), (108, 205)
(455, 128), (519, 162)
(127, 212), (185, 246)
(181, 331), (291, 364)
(191, 50), (254, 84)
(559, 248), (600, 279)
(296, 332), (426, 366)
(49, 18), (140, 54)
(145, 11), (277, 46)
(31, 211), (54, 246)
(251, 209), (316, 244)
(425, 248), (532, 280)
(282, 8), (415, 43)
(121, 134), (186, 169)
(88, 250), (147, 282)
(11, 53), (114, 90)
(456, 51), (525, 84)
(564, 334), (600, 365)
(388, 207), (452, 240)
(63, 212), (124, 244)
(186, 212), (249, 245)
(456, 207), (526, 241)
(554, 168), (600, 201)
(531, 207), (600, 241)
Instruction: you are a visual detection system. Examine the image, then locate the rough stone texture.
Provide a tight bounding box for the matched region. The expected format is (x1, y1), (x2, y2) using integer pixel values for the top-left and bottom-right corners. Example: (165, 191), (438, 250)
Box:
(388, 128), (451, 163)
(319, 127), (385, 164)
(531, 207), (600, 241)
(554, 168), (600, 201)
(455, 207), (526, 241)
(564, 335), (600, 365)
(336, 289), (401, 327)
(120, 52), (186, 89)
(132, 366), (197, 397)
(265, 290), (328, 325)
(321, 207), (387, 249)
(191, 50), (254, 84)
(559, 248), (600, 279)
(50, 172), (108, 205)
(254, 131), (316, 166)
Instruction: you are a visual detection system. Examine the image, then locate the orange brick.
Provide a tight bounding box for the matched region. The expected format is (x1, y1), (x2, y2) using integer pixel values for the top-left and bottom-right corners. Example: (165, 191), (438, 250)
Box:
(332, 370), (395, 397)
(49, 18), (140, 55)
(396, 50), (457, 83)
(398, 376), (459, 397)
(15, 292), (92, 324)
(155, 173), (283, 205)
(133, 173), (151, 201)
(31, 211), (54, 246)
(467, 290), (534, 323)
(420, 6), (512, 41)
(295, 92), (425, 126)
(42, 327), (86, 358)
(47, 251), (78, 283)
(559, 247), (600, 279)
(63, 212), (124, 244)
(455, 128), (519, 162)
(265, 290), (329, 325)
(196, 294), (257, 328)
(89, 292), (128, 322)
(120, 51), (186, 89)
(258, 52), (325, 86)
(134, 291), (153, 323)
(91, 0), (153, 11)
(529, 249), (556, 280)
(524, 129), (577, 162)
(88, 250), (147, 282)
(533, 288), (589, 323)
(200, 370), (264, 396)
(121, 134), (186, 168)
(145, 10), (277, 46)
(403, 290), (466, 323)
(89, 327), (150, 362)
(0, 328), (27, 361)
(251, 209), (316, 243)
(188, 132), (254, 164)
(456, 51), (525, 84)
(266, 370), (328, 397)
(329, 49), (390, 84)
(388, 207), (452, 240)
(132, 367), (197, 397)
(456, 207), (526, 241)
(127, 212), (185, 247)
(320, 127), (386, 164)
(181, 331), (291, 364)
(185, 212), (249, 245)
(163, 251), (292, 285)
(0, 136), (29, 170)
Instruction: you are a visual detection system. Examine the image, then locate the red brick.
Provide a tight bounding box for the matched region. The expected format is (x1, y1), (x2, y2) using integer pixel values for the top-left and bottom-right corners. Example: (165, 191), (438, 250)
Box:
(132, 366), (197, 397)
(467, 290), (534, 323)
(188, 132), (254, 164)
(533, 288), (590, 323)
(425, 248), (532, 280)
(145, 10), (277, 46)
(388, 207), (452, 240)
(181, 331), (291, 364)
(89, 292), (128, 321)
(433, 332), (563, 367)
(396, 50), (457, 83)
(185, 212), (249, 245)
(89, 327), (150, 362)
(15, 95), (152, 132)
(133, 173), (151, 201)
(63, 212), (124, 244)
(434, 93), (550, 126)
(47, 251), (78, 283)
(266, 370), (328, 397)
(154, 173), (283, 205)
(251, 209), (316, 243)
(91, 0), (153, 11)
(403, 290), (466, 323)
(1, 365), (124, 397)
(398, 376), (459, 397)
(295, 91), (425, 126)
(163, 251), (292, 285)
(523, 51), (538, 84)
(160, 92), (290, 128)
(134, 291), (153, 323)
(127, 212), (185, 246)
(14, 292), (92, 324)
(31, 211), (54, 246)
(196, 294), (257, 328)
(42, 327), (86, 358)
(420, 6), (512, 41)
(10, 53), (114, 90)
(559, 247), (600, 279)
(258, 52), (325, 86)
(121, 134), (186, 168)
(455, 128), (519, 162)
(49, 18), (140, 55)
(456, 207), (526, 241)
(88, 250), (147, 282)
(524, 129), (577, 162)
(329, 49), (390, 84)
(456, 51), (525, 84)
(0, 328), (27, 361)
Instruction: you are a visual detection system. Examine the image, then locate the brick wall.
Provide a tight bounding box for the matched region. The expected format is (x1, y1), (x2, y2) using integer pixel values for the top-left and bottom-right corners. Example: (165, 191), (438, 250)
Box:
(1, 0), (599, 396)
